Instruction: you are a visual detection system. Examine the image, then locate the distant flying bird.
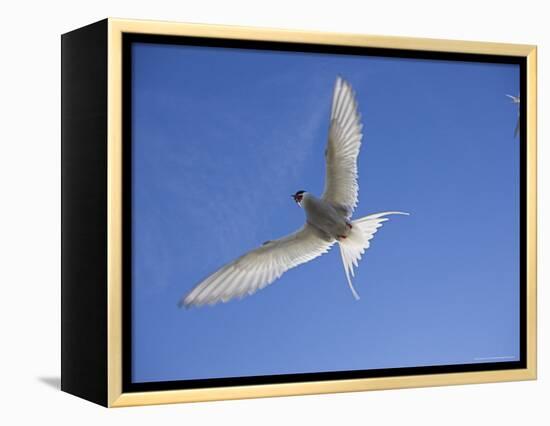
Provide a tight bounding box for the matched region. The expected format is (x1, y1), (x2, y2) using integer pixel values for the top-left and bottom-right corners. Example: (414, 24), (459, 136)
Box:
(506, 94), (520, 138)
(181, 77), (408, 308)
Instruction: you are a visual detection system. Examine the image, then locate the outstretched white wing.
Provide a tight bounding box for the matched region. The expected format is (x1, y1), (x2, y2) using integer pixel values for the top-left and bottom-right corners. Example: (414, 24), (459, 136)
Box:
(322, 76), (363, 218)
(181, 224), (334, 307)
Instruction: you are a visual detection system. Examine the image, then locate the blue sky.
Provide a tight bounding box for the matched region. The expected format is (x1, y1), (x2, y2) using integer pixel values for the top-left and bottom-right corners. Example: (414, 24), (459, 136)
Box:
(131, 42), (520, 383)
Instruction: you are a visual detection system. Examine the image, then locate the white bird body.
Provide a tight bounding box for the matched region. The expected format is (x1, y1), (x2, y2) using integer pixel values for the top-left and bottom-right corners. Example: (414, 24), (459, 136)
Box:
(181, 77), (408, 308)
(301, 193), (350, 241)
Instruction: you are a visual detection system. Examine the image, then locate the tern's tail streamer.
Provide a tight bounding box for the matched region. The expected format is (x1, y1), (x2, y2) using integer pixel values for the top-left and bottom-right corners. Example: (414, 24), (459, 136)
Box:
(338, 211), (409, 300)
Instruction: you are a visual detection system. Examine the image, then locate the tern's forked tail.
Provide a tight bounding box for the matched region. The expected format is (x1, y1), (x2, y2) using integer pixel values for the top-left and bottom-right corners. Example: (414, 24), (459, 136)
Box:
(338, 211), (409, 300)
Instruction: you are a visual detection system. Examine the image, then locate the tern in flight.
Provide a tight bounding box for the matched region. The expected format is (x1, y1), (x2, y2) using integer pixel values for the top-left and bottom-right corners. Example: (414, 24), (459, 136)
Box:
(506, 94), (520, 138)
(181, 77), (408, 308)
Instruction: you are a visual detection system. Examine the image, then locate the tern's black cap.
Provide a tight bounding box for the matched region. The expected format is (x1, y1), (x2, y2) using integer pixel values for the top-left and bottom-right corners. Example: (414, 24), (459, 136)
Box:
(292, 190), (306, 202)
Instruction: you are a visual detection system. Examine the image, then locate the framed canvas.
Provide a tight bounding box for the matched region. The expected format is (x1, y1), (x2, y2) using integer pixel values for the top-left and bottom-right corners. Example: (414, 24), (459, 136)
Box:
(61, 18), (537, 407)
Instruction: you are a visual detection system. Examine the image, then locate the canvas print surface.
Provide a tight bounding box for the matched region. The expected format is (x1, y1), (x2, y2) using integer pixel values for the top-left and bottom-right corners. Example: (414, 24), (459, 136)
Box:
(130, 41), (520, 384)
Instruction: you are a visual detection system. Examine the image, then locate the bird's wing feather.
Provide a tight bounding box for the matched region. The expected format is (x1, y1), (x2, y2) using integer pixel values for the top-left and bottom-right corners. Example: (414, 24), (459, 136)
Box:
(181, 224), (334, 307)
(321, 76), (363, 218)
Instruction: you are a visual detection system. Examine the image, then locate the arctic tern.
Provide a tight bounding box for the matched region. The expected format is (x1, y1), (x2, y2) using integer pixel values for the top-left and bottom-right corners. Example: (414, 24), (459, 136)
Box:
(181, 77), (408, 308)
(506, 94), (520, 138)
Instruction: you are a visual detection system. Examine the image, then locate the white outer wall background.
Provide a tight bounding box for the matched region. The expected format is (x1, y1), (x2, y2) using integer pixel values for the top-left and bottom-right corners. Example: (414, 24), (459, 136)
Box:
(0, 0), (546, 424)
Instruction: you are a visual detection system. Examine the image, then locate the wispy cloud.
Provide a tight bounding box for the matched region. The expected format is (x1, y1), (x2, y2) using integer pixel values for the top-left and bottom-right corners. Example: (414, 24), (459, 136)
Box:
(135, 73), (334, 264)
